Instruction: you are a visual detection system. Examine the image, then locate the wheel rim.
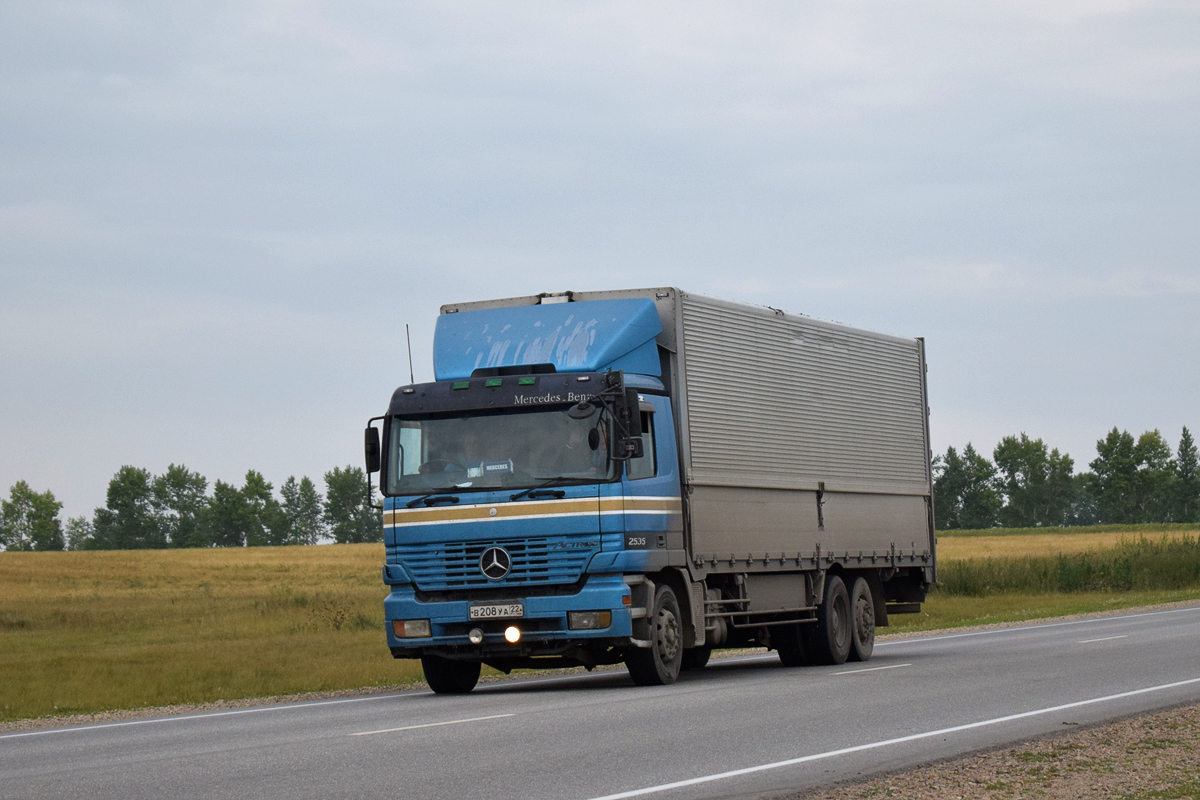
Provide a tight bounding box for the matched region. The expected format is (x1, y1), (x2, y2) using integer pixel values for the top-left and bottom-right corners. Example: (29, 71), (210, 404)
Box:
(855, 593), (875, 644)
(656, 606), (680, 663)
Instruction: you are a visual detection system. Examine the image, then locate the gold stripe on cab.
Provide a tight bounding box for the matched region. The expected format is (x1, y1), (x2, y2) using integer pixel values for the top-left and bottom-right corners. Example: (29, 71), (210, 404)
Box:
(383, 496), (681, 526)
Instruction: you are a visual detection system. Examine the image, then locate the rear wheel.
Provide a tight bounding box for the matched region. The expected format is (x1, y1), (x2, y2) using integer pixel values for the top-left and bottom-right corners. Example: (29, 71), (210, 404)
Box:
(626, 585), (684, 685)
(421, 656), (481, 694)
(801, 575), (852, 665)
(681, 646), (712, 671)
(846, 576), (876, 662)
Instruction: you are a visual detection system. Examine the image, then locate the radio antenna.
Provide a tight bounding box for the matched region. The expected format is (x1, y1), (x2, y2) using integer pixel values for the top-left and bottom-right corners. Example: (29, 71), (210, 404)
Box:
(405, 324), (415, 385)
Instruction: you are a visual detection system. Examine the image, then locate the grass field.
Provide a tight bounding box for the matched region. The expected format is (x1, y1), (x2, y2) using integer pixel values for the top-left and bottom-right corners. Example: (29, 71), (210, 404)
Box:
(937, 528), (1200, 559)
(3, 527), (1200, 722)
(0, 546), (421, 721)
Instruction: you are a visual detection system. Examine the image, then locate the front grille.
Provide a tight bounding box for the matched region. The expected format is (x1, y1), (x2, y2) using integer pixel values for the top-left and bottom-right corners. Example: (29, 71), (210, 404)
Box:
(390, 536), (602, 591)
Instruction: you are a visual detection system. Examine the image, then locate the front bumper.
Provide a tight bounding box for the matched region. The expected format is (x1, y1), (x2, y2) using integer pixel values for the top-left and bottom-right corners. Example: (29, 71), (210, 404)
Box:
(384, 573), (633, 658)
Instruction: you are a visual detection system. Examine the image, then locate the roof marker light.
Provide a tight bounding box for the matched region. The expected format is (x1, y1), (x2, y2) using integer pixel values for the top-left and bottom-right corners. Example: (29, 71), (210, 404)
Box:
(485, 378), (503, 388)
(452, 381), (470, 390)
(518, 377), (537, 385)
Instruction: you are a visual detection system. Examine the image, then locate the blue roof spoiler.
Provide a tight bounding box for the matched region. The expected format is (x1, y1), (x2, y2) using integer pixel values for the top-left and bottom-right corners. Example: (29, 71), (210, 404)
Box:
(433, 298), (663, 380)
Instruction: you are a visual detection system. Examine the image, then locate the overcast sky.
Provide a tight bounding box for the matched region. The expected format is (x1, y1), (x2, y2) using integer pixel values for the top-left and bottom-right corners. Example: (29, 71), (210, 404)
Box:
(2, 1), (1198, 521)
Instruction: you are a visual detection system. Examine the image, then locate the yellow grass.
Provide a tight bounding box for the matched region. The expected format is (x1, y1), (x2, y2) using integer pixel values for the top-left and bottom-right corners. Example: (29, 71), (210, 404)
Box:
(937, 529), (1200, 561)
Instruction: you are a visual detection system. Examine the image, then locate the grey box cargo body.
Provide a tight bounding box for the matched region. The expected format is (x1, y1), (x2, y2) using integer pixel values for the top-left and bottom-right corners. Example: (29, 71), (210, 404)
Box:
(441, 287), (936, 579)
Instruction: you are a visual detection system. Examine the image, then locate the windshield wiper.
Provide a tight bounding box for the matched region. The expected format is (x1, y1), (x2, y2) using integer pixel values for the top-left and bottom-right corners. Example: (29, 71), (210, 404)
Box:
(509, 479), (576, 502)
(405, 493), (461, 509)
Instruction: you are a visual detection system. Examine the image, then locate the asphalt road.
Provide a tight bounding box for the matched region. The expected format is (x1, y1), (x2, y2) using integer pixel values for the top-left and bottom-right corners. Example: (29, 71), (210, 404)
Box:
(4, 606), (1200, 800)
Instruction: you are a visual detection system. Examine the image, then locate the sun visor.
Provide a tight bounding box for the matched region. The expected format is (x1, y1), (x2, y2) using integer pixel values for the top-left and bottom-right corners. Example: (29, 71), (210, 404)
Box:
(433, 298), (663, 381)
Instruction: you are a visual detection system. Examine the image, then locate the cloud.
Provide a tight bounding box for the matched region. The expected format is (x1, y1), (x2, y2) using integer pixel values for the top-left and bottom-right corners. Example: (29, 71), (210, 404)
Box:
(1, 0), (1198, 521)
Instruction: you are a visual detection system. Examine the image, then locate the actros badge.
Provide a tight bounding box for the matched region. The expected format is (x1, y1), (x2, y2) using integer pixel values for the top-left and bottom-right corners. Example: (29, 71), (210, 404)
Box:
(479, 547), (512, 580)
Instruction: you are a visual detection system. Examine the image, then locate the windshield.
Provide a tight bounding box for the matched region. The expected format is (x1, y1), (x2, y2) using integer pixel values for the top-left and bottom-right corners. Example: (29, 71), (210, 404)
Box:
(386, 406), (613, 495)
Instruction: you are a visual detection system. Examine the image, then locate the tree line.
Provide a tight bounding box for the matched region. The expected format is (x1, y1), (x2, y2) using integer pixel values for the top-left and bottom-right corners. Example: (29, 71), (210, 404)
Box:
(0, 465), (381, 551)
(934, 426), (1200, 529)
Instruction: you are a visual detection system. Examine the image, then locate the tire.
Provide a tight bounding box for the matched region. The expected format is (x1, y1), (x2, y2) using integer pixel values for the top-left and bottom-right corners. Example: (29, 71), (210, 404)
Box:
(422, 656), (481, 694)
(846, 576), (876, 662)
(775, 623), (810, 667)
(625, 585), (684, 685)
(681, 646), (712, 671)
(800, 575), (852, 666)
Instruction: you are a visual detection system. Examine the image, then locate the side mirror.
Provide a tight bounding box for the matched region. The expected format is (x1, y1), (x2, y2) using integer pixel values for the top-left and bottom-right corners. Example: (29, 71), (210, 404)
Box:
(623, 388), (643, 436)
(364, 426), (381, 474)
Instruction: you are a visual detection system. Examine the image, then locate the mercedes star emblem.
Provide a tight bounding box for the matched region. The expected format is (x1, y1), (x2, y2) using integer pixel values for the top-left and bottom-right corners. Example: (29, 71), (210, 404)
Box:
(479, 547), (512, 580)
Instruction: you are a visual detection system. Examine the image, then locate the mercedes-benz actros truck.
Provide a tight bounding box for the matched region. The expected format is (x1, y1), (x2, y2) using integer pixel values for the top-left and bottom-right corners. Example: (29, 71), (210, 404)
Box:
(365, 288), (935, 693)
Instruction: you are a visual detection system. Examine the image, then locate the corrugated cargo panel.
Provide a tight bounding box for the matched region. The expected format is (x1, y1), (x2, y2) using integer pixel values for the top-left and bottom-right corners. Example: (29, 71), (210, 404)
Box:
(678, 293), (929, 495)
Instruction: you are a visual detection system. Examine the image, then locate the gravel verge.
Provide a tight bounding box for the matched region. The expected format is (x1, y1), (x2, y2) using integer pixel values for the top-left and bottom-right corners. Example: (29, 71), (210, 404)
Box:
(790, 701), (1200, 800)
(4, 598), (1198, 736)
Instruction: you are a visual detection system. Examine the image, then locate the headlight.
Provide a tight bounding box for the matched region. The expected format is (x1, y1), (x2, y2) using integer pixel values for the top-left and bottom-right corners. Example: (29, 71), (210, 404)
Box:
(568, 611), (612, 630)
(392, 619), (431, 638)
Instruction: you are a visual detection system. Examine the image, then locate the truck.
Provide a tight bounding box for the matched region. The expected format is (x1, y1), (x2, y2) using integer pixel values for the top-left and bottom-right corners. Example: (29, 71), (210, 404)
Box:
(364, 287), (936, 693)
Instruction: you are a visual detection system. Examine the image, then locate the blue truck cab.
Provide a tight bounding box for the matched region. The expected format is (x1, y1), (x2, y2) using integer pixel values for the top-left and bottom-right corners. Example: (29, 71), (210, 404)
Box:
(368, 293), (687, 693)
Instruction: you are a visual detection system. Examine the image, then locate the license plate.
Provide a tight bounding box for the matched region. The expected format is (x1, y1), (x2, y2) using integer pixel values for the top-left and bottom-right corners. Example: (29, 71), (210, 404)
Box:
(469, 602), (525, 620)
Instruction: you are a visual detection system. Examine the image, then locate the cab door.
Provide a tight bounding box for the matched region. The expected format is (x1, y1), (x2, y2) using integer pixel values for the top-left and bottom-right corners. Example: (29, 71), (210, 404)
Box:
(620, 396), (683, 552)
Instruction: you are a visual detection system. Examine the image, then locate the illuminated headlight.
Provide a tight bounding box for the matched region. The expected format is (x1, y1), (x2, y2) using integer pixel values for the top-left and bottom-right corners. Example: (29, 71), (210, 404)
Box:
(568, 611), (612, 631)
(392, 619), (431, 638)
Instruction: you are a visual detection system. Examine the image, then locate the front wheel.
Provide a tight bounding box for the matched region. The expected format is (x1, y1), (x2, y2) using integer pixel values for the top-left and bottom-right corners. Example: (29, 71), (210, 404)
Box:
(626, 585), (684, 685)
(422, 656), (481, 694)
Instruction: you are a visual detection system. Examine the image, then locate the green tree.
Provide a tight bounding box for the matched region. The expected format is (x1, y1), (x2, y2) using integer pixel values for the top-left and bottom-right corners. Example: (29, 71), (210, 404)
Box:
(1090, 428), (1139, 524)
(933, 443), (1001, 529)
(323, 466), (382, 544)
(203, 479), (249, 547)
(65, 516), (95, 550)
(0, 481), (65, 551)
(1174, 426), (1199, 523)
(1064, 472), (1101, 526)
(993, 433), (1075, 527)
(1133, 429), (1175, 523)
(242, 470), (287, 547)
(92, 467), (165, 549)
(152, 464), (209, 548)
(281, 476), (325, 545)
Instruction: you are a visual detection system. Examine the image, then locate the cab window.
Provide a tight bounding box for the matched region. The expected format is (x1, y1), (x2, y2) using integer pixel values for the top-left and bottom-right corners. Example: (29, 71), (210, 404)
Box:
(626, 411), (657, 480)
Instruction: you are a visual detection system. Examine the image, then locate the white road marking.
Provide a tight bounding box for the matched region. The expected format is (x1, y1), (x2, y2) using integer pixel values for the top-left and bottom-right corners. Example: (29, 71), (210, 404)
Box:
(0, 692), (432, 740)
(1079, 635), (1129, 644)
(350, 713), (513, 736)
(584, 675), (1200, 800)
(835, 663), (911, 675)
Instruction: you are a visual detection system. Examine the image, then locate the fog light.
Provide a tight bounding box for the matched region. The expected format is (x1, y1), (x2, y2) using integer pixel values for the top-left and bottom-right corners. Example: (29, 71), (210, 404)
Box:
(568, 611), (612, 631)
(504, 626), (521, 643)
(468, 628), (484, 645)
(392, 619), (431, 638)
